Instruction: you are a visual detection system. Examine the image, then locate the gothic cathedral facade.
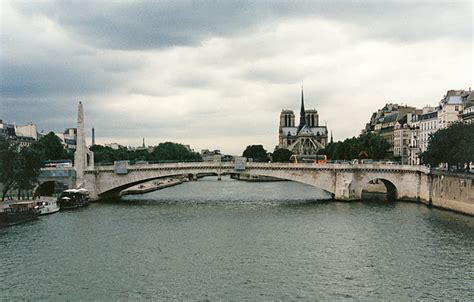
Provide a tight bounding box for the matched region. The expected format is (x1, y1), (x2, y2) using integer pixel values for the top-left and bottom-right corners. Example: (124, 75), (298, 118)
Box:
(278, 89), (328, 155)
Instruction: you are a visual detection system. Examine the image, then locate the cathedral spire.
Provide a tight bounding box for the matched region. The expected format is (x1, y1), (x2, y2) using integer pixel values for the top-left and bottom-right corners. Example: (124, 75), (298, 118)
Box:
(298, 85), (306, 131)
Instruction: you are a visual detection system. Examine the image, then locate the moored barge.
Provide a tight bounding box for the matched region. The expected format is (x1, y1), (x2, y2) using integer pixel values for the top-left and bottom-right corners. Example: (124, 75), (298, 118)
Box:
(0, 201), (40, 227)
(58, 189), (90, 210)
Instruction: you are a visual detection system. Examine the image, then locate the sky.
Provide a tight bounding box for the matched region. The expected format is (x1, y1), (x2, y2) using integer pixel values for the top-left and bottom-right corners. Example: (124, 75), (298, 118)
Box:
(1, 1), (472, 155)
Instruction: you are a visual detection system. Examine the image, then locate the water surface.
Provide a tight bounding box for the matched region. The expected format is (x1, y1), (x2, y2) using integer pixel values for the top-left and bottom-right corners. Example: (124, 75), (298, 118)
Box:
(1, 177), (473, 300)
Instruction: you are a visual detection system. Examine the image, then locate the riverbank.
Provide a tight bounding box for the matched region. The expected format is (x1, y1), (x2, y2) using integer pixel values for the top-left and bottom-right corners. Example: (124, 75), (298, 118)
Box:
(427, 172), (474, 216)
(0, 196), (57, 209)
(121, 178), (183, 195)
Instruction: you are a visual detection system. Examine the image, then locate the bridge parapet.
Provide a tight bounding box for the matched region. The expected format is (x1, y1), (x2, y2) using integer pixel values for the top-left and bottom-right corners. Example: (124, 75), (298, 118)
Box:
(85, 161), (430, 174)
(246, 162), (430, 173)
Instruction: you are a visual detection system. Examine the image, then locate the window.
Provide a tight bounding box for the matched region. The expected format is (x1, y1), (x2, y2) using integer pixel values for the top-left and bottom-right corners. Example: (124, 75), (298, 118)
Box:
(455, 106), (459, 111)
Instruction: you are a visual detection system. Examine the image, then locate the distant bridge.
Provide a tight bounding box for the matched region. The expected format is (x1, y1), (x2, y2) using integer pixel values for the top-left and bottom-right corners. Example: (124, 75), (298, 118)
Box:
(67, 101), (432, 203)
(82, 161), (432, 202)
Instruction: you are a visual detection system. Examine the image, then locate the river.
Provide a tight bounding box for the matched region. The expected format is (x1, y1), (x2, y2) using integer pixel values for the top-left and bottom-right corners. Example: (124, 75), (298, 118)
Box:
(1, 176), (473, 300)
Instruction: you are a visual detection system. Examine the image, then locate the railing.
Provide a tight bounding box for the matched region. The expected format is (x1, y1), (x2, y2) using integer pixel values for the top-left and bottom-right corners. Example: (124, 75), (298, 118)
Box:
(95, 159), (205, 166)
(88, 161), (431, 174)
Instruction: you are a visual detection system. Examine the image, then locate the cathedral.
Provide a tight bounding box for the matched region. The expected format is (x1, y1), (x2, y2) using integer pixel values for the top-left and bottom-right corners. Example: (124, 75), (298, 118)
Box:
(277, 88), (329, 155)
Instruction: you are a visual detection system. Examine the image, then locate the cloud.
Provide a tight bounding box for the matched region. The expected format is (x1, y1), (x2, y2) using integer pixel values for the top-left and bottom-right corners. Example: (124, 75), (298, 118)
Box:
(0, 2), (145, 98)
(1, 0), (472, 155)
(12, 1), (471, 50)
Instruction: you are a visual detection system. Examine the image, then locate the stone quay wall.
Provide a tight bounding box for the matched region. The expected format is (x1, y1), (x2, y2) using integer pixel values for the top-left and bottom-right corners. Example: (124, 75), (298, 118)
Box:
(429, 172), (474, 216)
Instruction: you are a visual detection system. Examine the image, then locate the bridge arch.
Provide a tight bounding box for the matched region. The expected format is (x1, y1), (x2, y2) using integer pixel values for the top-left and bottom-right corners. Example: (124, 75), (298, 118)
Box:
(232, 169), (336, 196)
(357, 172), (402, 201)
(98, 174), (190, 199)
(35, 180), (68, 197)
(360, 178), (398, 201)
(95, 170), (335, 199)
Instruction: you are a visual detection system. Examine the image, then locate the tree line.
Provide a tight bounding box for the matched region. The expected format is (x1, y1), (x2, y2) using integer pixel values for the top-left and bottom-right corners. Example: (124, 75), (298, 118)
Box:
(0, 132), (72, 200)
(242, 133), (391, 163)
(421, 122), (473, 171)
(324, 132), (390, 160)
(243, 123), (474, 169)
(91, 142), (202, 164)
(0, 133), (202, 200)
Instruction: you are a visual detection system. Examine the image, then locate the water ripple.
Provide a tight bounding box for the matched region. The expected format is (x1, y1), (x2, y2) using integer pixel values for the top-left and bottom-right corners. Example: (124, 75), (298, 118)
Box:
(1, 177), (473, 300)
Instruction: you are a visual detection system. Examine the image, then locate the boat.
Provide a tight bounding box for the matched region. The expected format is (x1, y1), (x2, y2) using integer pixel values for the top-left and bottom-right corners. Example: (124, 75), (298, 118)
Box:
(36, 198), (60, 215)
(0, 201), (40, 227)
(121, 178), (183, 195)
(58, 188), (90, 210)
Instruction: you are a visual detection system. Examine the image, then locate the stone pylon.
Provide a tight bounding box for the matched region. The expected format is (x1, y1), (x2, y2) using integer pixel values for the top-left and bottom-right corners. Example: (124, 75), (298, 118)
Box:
(74, 101), (94, 188)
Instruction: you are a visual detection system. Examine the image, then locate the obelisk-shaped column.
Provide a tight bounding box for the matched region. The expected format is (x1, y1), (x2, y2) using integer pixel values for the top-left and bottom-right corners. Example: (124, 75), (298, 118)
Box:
(74, 101), (86, 188)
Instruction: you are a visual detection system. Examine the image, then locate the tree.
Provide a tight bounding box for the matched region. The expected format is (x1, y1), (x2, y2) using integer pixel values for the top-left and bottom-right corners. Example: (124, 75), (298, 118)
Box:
(90, 145), (121, 164)
(151, 142), (202, 162)
(0, 137), (42, 200)
(364, 133), (390, 160)
(15, 147), (43, 199)
(90, 142), (202, 164)
(272, 148), (293, 163)
(33, 132), (68, 161)
(0, 137), (20, 200)
(421, 122), (474, 170)
(324, 133), (390, 160)
(242, 145), (268, 162)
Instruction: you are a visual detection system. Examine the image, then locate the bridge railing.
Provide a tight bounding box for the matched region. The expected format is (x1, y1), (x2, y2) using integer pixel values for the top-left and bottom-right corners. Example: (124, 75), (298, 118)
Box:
(94, 160), (400, 166)
(88, 160), (430, 174)
(95, 159), (206, 167)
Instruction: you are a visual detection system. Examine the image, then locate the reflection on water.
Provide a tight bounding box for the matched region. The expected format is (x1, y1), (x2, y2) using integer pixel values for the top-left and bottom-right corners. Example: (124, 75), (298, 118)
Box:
(1, 176), (473, 300)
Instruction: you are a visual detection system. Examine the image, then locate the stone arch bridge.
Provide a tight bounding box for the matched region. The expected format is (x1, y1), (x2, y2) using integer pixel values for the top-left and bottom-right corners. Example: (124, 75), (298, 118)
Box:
(83, 162), (431, 202)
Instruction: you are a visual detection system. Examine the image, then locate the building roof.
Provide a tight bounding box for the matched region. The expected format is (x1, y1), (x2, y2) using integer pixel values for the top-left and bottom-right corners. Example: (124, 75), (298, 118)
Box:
(445, 96), (463, 105)
(419, 110), (438, 121)
(381, 114), (398, 123)
(397, 116), (407, 125)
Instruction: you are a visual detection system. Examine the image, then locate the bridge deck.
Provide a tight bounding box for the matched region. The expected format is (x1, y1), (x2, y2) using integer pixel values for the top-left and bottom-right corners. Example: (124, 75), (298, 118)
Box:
(85, 162), (430, 174)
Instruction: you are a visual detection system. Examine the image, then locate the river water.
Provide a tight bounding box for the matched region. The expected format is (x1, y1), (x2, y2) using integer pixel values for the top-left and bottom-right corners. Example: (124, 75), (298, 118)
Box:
(1, 177), (473, 300)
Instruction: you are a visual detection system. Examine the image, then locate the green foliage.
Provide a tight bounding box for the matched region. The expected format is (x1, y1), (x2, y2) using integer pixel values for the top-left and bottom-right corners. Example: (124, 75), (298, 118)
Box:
(90, 145), (128, 164)
(0, 136), (43, 200)
(421, 122), (474, 168)
(272, 148), (293, 163)
(151, 142), (202, 161)
(242, 145), (268, 162)
(325, 132), (390, 160)
(33, 132), (69, 161)
(90, 142), (202, 164)
(16, 147), (42, 193)
(0, 136), (20, 200)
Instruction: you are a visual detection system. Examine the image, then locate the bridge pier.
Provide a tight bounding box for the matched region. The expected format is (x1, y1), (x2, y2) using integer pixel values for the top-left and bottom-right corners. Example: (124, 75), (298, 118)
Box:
(334, 189), (360, 201)
(333, 172), (361, 201)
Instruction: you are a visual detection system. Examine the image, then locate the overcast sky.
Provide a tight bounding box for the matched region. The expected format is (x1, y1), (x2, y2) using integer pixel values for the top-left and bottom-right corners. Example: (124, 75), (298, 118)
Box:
(1, 1), (472, 154)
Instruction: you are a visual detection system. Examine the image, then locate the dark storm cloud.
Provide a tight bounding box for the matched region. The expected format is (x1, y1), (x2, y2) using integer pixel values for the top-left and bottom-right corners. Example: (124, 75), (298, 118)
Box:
(0, 59), (119, 98)
(2, 98), (81, 132)
(0, 22), (141, 99)
(1, 1), (472, 153)
(14, 1), (471, 50)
